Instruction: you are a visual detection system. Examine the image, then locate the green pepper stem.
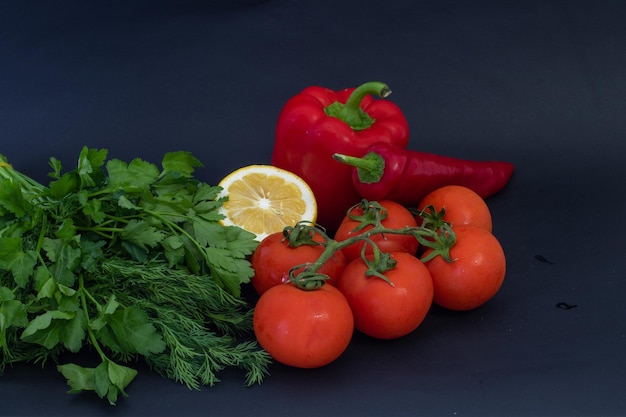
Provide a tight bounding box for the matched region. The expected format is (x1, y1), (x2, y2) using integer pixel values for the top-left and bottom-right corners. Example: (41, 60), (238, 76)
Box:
(340, 81), (390, 119)
(324, 81), (391, 131)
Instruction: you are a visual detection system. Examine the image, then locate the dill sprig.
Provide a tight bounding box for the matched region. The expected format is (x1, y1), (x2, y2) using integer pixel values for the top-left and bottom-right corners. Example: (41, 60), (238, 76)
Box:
(94, 258), (270, 388)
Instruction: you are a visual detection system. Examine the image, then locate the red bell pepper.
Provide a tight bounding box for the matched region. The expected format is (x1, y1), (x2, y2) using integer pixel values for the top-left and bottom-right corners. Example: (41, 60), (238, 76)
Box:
(333, 142), (514, 206)
(272, 81), (409, 232)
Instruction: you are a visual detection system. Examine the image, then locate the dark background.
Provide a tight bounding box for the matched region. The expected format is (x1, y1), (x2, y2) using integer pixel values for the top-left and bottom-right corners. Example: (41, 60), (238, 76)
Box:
(1, 0), (625, 416)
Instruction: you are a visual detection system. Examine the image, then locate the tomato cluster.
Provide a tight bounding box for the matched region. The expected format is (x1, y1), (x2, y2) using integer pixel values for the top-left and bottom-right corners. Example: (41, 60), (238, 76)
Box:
(417, 185), (506, 311)
(250, 186), (506, 369)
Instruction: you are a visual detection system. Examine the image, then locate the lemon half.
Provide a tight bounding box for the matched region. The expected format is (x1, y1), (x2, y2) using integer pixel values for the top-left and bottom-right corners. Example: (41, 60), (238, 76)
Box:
(217, 165), (317, 241)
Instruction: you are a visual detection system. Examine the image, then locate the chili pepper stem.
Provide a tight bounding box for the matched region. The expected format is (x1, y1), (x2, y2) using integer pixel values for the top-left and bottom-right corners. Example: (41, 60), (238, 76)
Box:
(333, 152), (385, 183)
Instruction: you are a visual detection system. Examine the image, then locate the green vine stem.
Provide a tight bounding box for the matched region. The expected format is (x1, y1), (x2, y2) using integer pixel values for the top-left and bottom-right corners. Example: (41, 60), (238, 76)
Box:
(286, 200), (456, 290)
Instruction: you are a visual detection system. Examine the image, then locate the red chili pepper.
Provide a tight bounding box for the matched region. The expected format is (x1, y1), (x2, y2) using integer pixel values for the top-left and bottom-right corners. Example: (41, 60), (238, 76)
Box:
(333, 142), (514, 206)
(272, 81), (409, 232)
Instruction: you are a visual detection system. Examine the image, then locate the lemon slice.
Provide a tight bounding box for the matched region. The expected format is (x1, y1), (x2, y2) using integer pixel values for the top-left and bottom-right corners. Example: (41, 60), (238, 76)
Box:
(217, 165), (317, 241)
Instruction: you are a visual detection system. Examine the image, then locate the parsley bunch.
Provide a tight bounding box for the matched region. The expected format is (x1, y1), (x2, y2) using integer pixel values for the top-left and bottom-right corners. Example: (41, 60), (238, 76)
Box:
(0, 147), (270, 404)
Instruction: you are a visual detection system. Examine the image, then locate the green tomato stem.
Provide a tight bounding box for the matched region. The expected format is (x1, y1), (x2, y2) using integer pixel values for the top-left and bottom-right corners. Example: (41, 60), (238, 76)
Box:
(289, 208), (454, 291)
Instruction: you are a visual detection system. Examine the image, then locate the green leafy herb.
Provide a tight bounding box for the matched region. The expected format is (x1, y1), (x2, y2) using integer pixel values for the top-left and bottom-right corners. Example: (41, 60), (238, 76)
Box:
(0, 148), (270, 405)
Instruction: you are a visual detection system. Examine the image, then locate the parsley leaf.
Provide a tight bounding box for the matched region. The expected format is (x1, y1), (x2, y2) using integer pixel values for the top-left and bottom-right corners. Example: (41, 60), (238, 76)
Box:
(77, 147), (107, 188)
(97, 305), (165, 356)
(161, 151), (203, 178)
(0, 237), (37, 288)
(0, 180), (29, 218)
(121, 220), (165, 252)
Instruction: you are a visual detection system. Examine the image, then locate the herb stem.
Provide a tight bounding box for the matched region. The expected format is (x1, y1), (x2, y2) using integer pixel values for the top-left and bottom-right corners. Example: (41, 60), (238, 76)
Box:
(145, 209), (206, 258)
(75, 226), (124, 235)
(78, 273), (108, 362)
(0, 154), (46, 195)
(34, 213), (49, 254)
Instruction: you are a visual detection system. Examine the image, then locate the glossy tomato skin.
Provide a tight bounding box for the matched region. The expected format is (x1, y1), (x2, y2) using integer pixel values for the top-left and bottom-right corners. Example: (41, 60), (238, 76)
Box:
(250, 231), (347, 295)
(334, 200), (419, 262)
(418, 185), (493, 232)
(253, 283), (354, 368)
(337, 252), (433, 340)
(423, 225), (506, 311)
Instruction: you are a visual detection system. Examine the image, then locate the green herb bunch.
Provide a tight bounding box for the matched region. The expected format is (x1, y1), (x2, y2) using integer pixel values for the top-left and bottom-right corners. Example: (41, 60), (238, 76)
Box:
(0, 147), (270, 405)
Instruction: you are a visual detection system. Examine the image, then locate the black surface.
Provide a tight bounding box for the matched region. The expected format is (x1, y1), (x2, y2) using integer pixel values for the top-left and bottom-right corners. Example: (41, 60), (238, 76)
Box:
(2, 0), (625, 416)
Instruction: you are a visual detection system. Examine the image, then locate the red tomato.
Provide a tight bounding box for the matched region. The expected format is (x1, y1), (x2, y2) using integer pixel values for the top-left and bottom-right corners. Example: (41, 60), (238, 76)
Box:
(423, 225), (506, 311)
(250, 231), (347, 295)
(418, 185), (493, 232)
(334, 200), (419, 262)
(253, 283), (354, 368)
(337, 252), (433, 340)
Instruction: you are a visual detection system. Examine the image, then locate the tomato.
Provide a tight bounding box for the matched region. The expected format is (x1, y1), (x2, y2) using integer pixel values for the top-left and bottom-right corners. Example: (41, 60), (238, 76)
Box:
(423, 225), (506, 311)
(418, 185), (493, 232)
(253, 283), (354, 368)
(250, 231), (347, 295)
(334, 200), (419, 263)
(337, 252), (433, 340)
